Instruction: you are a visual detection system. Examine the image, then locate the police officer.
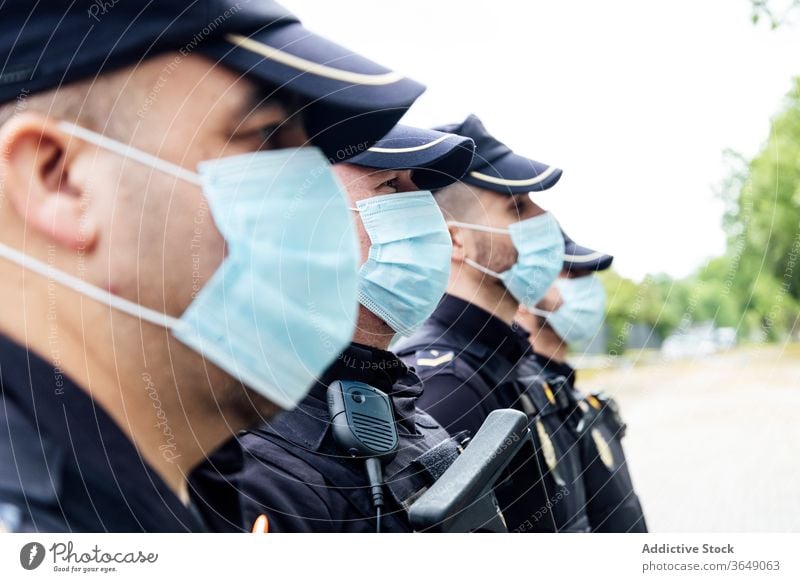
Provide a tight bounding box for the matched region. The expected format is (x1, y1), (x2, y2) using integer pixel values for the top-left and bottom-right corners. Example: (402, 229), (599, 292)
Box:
(516, 232), (648, 532)
(395, 114), (594, 532)
(0, 0), (425, 532)
(190, 125), (480, 532)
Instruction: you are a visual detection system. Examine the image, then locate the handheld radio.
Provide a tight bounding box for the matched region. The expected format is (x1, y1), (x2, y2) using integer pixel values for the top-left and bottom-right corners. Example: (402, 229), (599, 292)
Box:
(327, 380), (398, 532)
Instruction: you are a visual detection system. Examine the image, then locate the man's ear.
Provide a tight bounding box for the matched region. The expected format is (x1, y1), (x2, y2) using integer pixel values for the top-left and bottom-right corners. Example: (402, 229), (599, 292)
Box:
(448, 223), (466, 263)
(0, 112), (98, 251)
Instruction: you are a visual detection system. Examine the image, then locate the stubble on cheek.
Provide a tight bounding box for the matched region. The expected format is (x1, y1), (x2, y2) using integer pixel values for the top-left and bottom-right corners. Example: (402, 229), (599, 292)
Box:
(474, 233), (517, 275)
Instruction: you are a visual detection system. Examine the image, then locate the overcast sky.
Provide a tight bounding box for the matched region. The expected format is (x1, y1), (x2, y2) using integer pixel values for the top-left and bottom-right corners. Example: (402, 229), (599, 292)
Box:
(283, 0), (800, 281)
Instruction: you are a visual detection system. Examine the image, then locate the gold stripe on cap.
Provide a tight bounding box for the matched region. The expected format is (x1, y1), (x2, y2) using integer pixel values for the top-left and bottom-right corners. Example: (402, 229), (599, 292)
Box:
(469, 165), (558, 187)
(564, 251), (607, 263)
(368, 134), (450, 154)
(226, 34), (404, 85)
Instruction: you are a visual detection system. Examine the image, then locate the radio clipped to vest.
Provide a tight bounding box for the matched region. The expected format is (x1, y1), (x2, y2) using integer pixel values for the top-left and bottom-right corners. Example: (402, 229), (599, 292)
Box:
(327, 380), (399, 532)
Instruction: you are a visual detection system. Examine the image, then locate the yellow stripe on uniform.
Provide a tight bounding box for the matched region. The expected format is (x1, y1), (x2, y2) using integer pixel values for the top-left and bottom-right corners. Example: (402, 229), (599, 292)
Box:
(587, 394), (603, 410)
(543, 382), (556, 405)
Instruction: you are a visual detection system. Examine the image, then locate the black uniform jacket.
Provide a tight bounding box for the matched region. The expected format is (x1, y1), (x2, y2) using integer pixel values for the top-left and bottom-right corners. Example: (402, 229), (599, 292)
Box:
(532, 353), (648, 533)
(190, 342), (459, 533)
(0, 333), (206, 532)
(395, 295), (591, 532)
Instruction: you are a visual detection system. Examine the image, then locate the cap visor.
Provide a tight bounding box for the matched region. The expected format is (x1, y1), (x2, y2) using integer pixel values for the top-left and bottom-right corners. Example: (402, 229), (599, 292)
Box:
(465, 151), (562, 194)
(564, 240), (614, 271)
(349, 125), (475, 189)
(201, 23), (425, 159)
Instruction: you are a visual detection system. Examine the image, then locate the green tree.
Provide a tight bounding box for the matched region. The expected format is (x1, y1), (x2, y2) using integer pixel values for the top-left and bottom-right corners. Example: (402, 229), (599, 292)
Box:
(726, 79), (800, 338)
(595, 78), (800, 351)
(751, 0), (800, 28)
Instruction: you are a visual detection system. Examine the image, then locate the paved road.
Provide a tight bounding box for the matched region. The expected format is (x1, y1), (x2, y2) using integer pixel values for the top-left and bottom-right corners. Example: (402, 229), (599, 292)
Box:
(578, 345), (800, 532)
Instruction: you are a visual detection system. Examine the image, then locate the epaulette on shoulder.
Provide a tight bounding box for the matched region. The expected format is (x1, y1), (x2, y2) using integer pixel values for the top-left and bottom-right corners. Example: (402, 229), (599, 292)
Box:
(414, 349), (455, 367)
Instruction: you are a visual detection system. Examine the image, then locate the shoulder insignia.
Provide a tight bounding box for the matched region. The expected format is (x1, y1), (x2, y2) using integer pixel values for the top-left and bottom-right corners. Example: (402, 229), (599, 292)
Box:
(416, 350), (454, 367)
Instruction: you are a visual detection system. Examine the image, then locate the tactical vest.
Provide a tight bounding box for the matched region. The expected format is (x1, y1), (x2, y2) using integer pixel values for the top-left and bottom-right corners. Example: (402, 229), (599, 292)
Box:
(569, 389), (648, 532)
(397, 327), (591, 533)
(249, 394), (462, 532)
(513, 356), (591, 532)
(0, 408), (67, 532)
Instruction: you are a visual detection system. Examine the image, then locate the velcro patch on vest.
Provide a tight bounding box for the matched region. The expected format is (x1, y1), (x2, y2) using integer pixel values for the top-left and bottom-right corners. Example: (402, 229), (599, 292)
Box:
(413, 437), (461, 482)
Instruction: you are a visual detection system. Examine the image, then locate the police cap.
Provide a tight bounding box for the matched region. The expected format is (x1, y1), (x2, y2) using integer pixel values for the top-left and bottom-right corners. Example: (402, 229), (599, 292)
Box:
(0, 0), (425, 159)
(435, 114), (562, 195)
(348, 125), (475, 190)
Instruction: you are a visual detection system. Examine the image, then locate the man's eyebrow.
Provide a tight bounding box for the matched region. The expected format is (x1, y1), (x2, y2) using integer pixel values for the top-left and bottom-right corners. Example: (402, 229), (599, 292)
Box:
(373, 168), (404, 182)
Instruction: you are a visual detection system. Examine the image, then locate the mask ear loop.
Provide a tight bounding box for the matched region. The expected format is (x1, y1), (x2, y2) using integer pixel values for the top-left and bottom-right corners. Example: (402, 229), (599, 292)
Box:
(448, 221), (510, 279)
(462, 257), (503, 279)
(56, 121), (202, 186)
(528, 307), (553, 318)
(0, 120), (202, 329)
(446, 220), (510, 235)
(0, 243), (181, 329)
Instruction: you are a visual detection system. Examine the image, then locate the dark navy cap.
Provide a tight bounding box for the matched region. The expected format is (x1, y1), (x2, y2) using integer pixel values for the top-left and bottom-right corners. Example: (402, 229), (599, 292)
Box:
(0, 1), (425, 160)
(562, 230), (614, 272)
(347, 125), (475, 190)
(434, 114), (562, 195)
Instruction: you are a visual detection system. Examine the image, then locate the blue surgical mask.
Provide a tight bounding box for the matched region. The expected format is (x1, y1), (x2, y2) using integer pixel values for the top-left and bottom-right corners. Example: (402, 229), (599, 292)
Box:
(451, 212), (565, 308)
(354, 190), (452, 336)
(0, 121), (360, 410)
(533, 276), (607, 344)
